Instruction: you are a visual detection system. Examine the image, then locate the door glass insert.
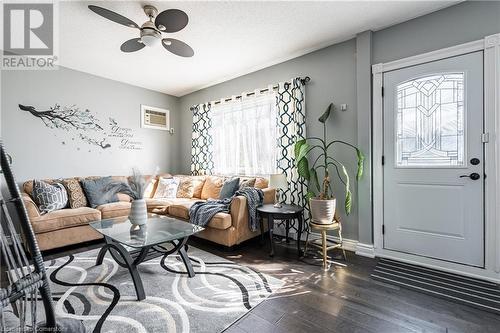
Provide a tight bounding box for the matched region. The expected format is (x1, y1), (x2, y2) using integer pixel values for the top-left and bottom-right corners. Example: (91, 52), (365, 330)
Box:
(396, 73), (465, 167)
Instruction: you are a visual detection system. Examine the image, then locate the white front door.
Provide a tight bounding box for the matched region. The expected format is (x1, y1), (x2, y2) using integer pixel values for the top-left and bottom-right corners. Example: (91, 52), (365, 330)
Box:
(383, 51), (484, 267)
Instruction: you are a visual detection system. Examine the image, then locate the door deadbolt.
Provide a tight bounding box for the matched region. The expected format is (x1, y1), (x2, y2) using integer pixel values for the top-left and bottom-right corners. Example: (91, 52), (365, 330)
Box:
(470, 158), (480, 165)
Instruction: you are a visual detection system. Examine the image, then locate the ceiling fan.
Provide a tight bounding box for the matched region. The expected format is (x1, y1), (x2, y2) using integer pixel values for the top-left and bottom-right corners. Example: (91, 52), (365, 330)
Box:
(88, 4), (194, 57)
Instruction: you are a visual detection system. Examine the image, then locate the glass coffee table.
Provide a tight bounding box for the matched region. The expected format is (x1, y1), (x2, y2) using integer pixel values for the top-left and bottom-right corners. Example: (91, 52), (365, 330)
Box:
(89, 214), (204, 301)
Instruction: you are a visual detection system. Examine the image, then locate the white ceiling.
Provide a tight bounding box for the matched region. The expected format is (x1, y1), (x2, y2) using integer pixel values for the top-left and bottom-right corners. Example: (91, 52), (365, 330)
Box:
(60, 1), (458, 97)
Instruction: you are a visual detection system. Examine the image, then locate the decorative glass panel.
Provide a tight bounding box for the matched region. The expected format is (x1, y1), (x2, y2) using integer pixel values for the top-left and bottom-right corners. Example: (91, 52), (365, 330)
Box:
(396, 73), (465, 167)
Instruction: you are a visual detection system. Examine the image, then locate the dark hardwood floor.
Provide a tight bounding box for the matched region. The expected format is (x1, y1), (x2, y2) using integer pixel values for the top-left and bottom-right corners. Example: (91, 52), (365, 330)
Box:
(42, 236), (500, 333)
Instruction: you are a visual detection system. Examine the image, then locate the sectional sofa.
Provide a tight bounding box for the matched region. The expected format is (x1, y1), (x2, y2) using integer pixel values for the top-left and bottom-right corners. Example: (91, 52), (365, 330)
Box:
(21, 174), (275, 251)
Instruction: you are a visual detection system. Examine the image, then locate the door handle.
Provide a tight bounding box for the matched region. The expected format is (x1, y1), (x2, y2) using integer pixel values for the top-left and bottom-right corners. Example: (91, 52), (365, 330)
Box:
(460, 173), (480, 180)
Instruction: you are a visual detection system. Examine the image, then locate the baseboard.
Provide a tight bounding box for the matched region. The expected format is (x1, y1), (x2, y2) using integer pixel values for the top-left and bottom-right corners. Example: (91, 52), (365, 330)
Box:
(355, 242), (375, 258)
(307, 232), (374, 258)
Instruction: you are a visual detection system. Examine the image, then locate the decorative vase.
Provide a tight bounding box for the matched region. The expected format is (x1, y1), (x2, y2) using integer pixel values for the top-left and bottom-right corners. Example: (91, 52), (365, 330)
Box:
(309, 198), (336, 224)
(129, 198), (148, 226)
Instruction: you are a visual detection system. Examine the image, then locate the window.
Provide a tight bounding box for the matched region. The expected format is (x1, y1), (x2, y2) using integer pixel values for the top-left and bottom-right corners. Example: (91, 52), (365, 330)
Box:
(396, 73), (465, 167)
(211, 93), (278, 176)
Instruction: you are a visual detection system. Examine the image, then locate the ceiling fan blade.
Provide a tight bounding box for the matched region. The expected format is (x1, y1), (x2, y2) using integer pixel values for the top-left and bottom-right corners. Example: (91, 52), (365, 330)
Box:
(162, 38), (194, 57)
(120, 38), (145, 53)
(155, 9), (188, 33)
(88, 5), (139, 29)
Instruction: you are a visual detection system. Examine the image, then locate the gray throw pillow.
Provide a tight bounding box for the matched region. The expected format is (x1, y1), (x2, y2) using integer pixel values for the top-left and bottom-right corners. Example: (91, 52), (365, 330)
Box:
(32, 179), (68, 214)
(219, 177), (240, 199)
(80, 176), (118, 208)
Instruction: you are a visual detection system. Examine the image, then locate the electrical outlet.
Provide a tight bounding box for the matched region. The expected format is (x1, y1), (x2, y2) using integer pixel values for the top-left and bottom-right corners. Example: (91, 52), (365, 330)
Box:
(340, 104), (348, 111)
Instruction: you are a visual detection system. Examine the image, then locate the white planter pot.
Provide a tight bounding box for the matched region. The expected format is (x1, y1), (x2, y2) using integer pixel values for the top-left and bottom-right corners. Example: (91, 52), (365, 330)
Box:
(129, 199), (148, 226)
(309, 198), (336, 224)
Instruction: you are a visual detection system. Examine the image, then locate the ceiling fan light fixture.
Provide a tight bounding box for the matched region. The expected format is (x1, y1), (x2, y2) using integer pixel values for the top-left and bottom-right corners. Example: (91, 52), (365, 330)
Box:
(141, 34), (160, 47)
(140, 24), (161, 47)
(163, 40), (172, 46)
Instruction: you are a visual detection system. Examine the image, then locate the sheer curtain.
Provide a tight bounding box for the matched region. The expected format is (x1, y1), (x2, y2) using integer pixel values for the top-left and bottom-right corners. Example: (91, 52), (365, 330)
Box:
(211, 91), (278, 176)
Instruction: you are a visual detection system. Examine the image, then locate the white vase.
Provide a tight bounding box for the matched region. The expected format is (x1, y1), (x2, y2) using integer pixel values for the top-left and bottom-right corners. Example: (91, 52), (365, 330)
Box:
(129, 199), (148, 226)
(309, 197), (336, 224)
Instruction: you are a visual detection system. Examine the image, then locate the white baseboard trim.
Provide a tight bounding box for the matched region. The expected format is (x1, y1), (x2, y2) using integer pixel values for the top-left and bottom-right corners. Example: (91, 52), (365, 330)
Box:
(307, 232), (375, 258)
(355, 242), (375, 258)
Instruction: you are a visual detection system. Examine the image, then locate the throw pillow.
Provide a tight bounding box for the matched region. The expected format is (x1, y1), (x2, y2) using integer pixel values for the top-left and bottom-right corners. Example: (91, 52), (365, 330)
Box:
(142, 176), (158, 198)
(153, 177), (179, 199)
(200, 176), (225, 200)
(80, 176), (118, 208)
(192, 176), (206, 198)
(61, 178), (88, 208)
(239, 177), (256, 189)
(32, 179), (68, 214)
(177, 177), (195, 198)
(255, 177), (269, 189)
(220, 177), (241, 199)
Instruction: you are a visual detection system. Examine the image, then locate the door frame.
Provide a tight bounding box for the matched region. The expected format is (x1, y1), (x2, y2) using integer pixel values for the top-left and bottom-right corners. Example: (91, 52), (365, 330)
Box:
(372, 33), (500, 282)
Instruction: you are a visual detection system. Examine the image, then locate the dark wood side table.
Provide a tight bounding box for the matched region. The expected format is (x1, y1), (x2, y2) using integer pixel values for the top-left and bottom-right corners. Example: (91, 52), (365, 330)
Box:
(257, 204), (304, 257)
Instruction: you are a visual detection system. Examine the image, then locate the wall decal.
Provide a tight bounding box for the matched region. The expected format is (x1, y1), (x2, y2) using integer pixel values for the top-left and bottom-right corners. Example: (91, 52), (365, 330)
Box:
(19, 104), (103, 131)
(19, 104), (143, 151)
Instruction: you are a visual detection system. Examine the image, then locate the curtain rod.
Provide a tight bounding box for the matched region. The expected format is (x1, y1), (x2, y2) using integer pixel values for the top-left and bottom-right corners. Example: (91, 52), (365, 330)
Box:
(211, 76), (310, 105)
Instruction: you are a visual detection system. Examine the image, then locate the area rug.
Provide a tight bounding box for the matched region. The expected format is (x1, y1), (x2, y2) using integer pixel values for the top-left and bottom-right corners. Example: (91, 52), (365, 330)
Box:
(30, 246), (282, 333)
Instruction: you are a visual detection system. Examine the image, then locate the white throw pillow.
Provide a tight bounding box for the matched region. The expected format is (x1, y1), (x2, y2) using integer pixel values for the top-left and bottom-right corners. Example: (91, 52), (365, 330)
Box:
(153, 177), (179, 199)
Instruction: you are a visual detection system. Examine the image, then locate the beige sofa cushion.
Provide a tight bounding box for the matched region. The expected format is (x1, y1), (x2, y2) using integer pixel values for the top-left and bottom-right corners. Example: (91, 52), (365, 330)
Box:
(167, 199), (204, 219)
(200, 176), (224, 200)
(98, 201), (131, 219)
(143, 176), (158, 198)
(192, 176), (206, 198)
(168, 200), (231, 230)
(30, 207), (101, 233)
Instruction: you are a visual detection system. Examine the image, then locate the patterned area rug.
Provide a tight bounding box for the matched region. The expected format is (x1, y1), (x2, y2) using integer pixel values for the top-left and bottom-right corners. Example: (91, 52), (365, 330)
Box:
(14, 246), (282, 333)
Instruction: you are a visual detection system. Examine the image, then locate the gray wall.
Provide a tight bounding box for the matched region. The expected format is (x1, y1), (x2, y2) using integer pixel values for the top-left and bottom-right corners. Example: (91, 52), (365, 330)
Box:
(373, 1), (500, 64)
(177, 1), (500, 243)
(1, 67), (181, 181)
(179, 39), (360, 240)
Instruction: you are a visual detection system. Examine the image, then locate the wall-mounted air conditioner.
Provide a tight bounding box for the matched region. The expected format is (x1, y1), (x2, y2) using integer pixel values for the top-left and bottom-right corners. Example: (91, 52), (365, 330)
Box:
(141, 105), (173, 133)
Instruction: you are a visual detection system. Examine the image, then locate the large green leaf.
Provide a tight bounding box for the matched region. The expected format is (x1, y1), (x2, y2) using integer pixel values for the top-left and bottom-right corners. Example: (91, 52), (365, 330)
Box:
(297, 157), (310, 181)
(345, 189), (352, 215)
(339, 163), (352, 215)
(294, 139), (307, 160)
(310, 167), (320, 192)
(356, 149), (365, 181)
(305, 190), (316, 201)
(296, 143), (310, 165)
(318, 103), (334, 123)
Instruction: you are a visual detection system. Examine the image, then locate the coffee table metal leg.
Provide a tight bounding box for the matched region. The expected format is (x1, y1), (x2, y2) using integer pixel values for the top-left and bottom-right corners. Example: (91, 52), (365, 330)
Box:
(95, 240), (146, 301)
(176, 237), (195, 278)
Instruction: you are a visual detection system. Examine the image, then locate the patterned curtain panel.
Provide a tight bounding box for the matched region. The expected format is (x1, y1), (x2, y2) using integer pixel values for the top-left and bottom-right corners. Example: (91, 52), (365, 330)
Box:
(276, 78), (307, 208)
(190, 103), (214, 175)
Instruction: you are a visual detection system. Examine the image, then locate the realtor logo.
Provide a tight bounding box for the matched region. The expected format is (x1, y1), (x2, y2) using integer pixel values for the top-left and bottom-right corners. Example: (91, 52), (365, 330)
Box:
(2, 2), (58, 69)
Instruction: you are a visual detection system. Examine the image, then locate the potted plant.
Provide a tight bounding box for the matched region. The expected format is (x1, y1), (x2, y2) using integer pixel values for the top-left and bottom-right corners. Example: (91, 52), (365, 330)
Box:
(294, 103), (364, 224)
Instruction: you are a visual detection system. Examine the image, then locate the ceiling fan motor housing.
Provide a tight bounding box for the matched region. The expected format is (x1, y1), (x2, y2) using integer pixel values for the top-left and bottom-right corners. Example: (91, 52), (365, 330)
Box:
(140, 21), (161, 46)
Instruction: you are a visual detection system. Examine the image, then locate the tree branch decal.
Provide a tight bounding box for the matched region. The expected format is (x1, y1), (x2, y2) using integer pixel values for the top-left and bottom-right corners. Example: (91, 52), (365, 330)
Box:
(19, 104), (103, 131)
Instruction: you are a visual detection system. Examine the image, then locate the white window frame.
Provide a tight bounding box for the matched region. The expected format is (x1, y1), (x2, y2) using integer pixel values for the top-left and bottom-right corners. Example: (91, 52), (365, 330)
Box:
(372, 33), (500, 283)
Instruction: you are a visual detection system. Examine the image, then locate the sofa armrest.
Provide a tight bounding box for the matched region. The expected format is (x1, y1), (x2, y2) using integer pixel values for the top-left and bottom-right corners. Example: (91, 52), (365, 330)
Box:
(229, 188), (276, 230)
(262, 188), (276, 204)
(229, 195), (248, 230)
(21, 192), (40, 219)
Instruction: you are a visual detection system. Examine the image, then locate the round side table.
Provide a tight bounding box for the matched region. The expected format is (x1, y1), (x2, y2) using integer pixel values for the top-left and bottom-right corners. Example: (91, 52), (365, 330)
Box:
(257, 204), (304, 257)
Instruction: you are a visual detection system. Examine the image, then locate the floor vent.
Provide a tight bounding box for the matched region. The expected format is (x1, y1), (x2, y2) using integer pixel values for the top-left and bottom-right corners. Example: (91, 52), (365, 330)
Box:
(371, 258), (500, 315)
